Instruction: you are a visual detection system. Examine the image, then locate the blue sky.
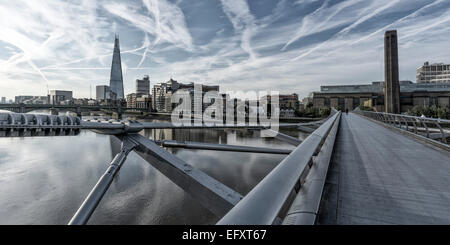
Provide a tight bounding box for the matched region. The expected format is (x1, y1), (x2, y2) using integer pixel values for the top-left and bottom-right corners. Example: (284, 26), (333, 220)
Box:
(1, 0), (450, 100)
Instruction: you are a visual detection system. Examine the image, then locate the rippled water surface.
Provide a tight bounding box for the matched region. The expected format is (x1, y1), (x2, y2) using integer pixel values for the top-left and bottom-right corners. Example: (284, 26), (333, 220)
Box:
(0, 112), (308, 224)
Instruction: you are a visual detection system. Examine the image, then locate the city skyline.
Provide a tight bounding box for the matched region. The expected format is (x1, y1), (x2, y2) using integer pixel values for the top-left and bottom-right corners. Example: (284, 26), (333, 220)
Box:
(1, 0), (450, 100)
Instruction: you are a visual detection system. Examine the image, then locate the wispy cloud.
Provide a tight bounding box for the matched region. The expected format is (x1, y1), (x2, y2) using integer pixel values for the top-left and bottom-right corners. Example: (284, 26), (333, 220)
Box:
(287, 0), (403, 60)
(0, 0), (111, 95)
(282, 0), (360, 50)
(1, 0), (450, 100)
(104, 0), (193, 51)
(220, 0), (258, 60)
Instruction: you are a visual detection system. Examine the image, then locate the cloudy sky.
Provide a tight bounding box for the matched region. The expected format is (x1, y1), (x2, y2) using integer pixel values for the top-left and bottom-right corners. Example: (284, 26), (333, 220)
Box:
(1, 0), (450, 100)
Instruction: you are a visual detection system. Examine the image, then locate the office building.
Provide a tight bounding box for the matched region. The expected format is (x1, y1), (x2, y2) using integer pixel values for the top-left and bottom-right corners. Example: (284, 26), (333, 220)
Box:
(262, 94), (299, 110)
(175, 84), (220, 114)
(27, 96), (48, 104)
(312, 81), (450, 112)
(260, 94), (299, 118)
(96, 85), (111, 100)
(136, 75), (150, 95)
(126, 93), (139, 108)
(1, 97), (6, 104)
(417, 62), (450, 83)
(73, 98), (97, 106)
(152, 79), (180, 112)
(136, 95), (152, 111)
(281, 94), (300, 110)
(15, 96), (34, 104)
(127, 93), (152, 111)
(50, 90), (73, 105)
(300, 95), (313, 109)
(152, 79), (219, 113)
(15, 96), (49, 104)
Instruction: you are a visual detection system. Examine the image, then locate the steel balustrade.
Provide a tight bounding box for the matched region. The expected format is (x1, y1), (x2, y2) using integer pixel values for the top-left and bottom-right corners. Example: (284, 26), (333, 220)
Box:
(217, 111), (341, 225)
(355, 110), (450, 144)
(282, 111), (341, 225)
(421, 119), (430, 138)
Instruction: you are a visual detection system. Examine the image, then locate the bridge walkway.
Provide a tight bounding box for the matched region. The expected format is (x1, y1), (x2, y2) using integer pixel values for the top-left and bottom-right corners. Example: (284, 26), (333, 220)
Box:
(318, 113), (450, 224)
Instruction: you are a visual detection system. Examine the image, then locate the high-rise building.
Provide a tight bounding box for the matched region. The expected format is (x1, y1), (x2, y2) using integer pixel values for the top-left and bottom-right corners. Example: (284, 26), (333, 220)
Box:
(109, 35), (124, 99)
(26, 96), (48, 104)
(15, 96), (34, 104)
(1, 97), (6, 104)
(96, 85), (110, 100)
(126, 93), (139, 108)
(260, 93), (299, 116)
(152, 79), (220, 113)
(14, 96), (49, 104)
(152, 78), (180, 112)
(136, 95), (152, 111)
(384, 30), (400, 114)
(279, 94), (299, 110)
(417, 62), (450, 83)
(50, 90), (73, 105)
(136, 75), (150, 95)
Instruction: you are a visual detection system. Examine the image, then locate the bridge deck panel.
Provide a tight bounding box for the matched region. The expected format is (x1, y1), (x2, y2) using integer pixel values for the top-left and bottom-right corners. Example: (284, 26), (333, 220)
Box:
(318, 113), (450, 225)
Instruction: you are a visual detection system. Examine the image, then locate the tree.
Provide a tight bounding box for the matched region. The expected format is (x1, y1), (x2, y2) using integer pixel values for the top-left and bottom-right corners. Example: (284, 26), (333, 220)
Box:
(407, 106), (450, 119)
(359, 105), (374, 111)
(295, 106), (330, 118)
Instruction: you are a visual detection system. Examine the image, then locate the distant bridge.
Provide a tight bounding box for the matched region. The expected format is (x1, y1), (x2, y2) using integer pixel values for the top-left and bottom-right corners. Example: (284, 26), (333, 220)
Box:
(0, 108), (449, 225)
(0, 103), (148, 118)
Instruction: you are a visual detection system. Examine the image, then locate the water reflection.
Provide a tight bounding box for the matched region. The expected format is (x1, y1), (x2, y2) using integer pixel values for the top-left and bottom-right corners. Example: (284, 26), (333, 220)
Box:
(0, 115), (307, 224)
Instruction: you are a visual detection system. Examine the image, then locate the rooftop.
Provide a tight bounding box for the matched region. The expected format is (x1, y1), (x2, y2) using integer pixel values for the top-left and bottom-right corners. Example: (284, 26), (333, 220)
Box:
(317, 81), (450, 94)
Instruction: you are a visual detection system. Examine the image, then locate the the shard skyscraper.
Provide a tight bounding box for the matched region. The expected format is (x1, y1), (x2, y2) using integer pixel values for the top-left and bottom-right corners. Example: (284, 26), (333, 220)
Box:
(109, 35), (124, 99)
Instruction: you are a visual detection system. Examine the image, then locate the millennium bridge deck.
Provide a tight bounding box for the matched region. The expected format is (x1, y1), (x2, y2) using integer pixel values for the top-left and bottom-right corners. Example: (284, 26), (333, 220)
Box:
(318, 113), (450, 225)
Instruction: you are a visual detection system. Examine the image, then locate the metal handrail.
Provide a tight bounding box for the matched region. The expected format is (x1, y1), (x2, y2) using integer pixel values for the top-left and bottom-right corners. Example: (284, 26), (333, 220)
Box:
(217, 111), (341, 225)
(355, 110), (449, 144)
(359, 111), (450, 124)
(283, 110), (341, 225)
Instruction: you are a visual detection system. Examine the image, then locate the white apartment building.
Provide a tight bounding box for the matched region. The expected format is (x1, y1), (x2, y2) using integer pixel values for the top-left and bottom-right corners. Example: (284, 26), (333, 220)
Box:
(417, 62), (450, 83)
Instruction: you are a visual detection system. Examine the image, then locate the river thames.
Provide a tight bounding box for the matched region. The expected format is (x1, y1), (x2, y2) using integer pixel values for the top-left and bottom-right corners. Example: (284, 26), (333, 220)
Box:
(0, 112), (307, 224)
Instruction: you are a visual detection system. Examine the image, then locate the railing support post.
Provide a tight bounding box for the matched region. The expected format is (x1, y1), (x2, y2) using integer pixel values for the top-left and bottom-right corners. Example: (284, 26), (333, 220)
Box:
(354, 111), (449, 146)
(413, 119), (418, 134)
(434, 121), (447, 144)
(389, 115), (395, 126)
(400, 117), (409, 131)
(420, 119), (430, 138)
